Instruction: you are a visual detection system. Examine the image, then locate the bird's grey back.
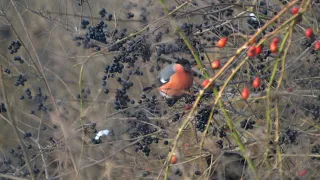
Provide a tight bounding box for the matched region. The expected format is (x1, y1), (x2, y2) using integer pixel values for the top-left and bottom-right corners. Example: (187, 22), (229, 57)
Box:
(158, 64), (175, 84)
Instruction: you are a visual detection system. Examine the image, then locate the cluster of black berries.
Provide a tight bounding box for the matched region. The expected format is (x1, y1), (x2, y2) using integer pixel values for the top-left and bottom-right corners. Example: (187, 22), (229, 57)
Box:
(81, 19), (90, 29)
(216, 139), (223, 149)
(99, 8), (107, 18)
(114, 88), (129, 110)
(127, 12), (134, 19)
(3, 68), (10, 74)
(218, 127), (227, 138)
(13, 56), (24, 64)
(260, 49), (271, 60)
(112, 79), (135, 109)
(154, 31), (162, 42)
(104, 57), (125, 74)
(155, 24), (205, 56)
(185, 94), (196, 105)
(172, 113), (180, 122)
(0, 103), (7, 113)
(115, 35), (151, 61)
(135, 94), (161, 113)
(311, 145), (320, 160)
(258, 1), (268, 15)
(195, 107), (212, 132)
(155, 43), (183, 57)
(195, 170), (201, 176)
(107, 13), (113, 21)
(240, 119), (255, 130)
(174, 168), (182, 176)
(303, 103), (320, 121)
(100, 37), (154, 108)
(2, 143), (40, 176)
(181, 23), (194, 36)
(23, 132), (32, 138)
(34, 87), (49, 112)
(8, 40), (21, 54)
(74, 20), (135, 53)
(0, 156), (13, 174)
(278, 128), (298, 145)
(77, 88), (91, 99)
(87, 21), (108, 44)
(23, 88), (32, 100)
(15, 74), (27, 86)
(33, 165), (40, 174)
(128, 111), (158, 157)
(143, 95), (161, 114)
(20, 87), (48, 113)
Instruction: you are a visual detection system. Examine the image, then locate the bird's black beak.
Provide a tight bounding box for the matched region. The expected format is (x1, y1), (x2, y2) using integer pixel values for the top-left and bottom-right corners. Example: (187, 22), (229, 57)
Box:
(183, 64), (192, 72)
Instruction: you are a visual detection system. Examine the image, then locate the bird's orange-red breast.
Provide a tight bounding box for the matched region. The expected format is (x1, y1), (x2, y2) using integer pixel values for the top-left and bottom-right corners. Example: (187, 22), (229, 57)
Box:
(157, 59), (193, 98)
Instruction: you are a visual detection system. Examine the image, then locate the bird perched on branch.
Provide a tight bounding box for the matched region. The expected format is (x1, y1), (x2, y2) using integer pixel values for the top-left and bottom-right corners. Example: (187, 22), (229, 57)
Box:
(144, 58), (194, 100)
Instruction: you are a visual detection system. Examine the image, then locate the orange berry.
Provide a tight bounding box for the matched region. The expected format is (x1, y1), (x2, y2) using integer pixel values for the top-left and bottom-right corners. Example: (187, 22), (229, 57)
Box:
(255, 45), (263, 55)
(305, 28), (313, 38)
(185, 104), (192, 110)
(291, 7), (299, 15)
(272, 38), (280, 44)
(216, 37), (227, 48)
(211, 59), (220, 69)
(252, 77), (261, 89)
(201, 79), (214, 89)
(201, 79), (209, 88)
(298, 169), (307, 177)
(241, 87), (249, 100)
(247, 46), (256, 57)
(270, 42), (278, 53)
(170, 154), (177, 164)
(315, 41), (320, 50)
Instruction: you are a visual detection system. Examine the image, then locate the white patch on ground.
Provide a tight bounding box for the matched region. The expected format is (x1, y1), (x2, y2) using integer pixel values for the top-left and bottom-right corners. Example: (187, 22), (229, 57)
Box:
(249, 13), (257, 21)
(95, 129), (110, 140)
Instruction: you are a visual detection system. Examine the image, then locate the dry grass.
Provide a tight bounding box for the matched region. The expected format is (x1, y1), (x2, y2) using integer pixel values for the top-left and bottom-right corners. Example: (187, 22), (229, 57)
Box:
(0, 0), (320, 179)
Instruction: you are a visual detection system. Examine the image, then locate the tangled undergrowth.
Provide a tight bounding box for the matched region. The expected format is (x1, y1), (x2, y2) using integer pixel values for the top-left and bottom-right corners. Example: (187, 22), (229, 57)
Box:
(0, 0), (320, 179)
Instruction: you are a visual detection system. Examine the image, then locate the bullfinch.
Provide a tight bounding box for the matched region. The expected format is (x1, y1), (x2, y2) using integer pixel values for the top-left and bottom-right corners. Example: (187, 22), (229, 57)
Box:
(144, 58), (194, 99)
